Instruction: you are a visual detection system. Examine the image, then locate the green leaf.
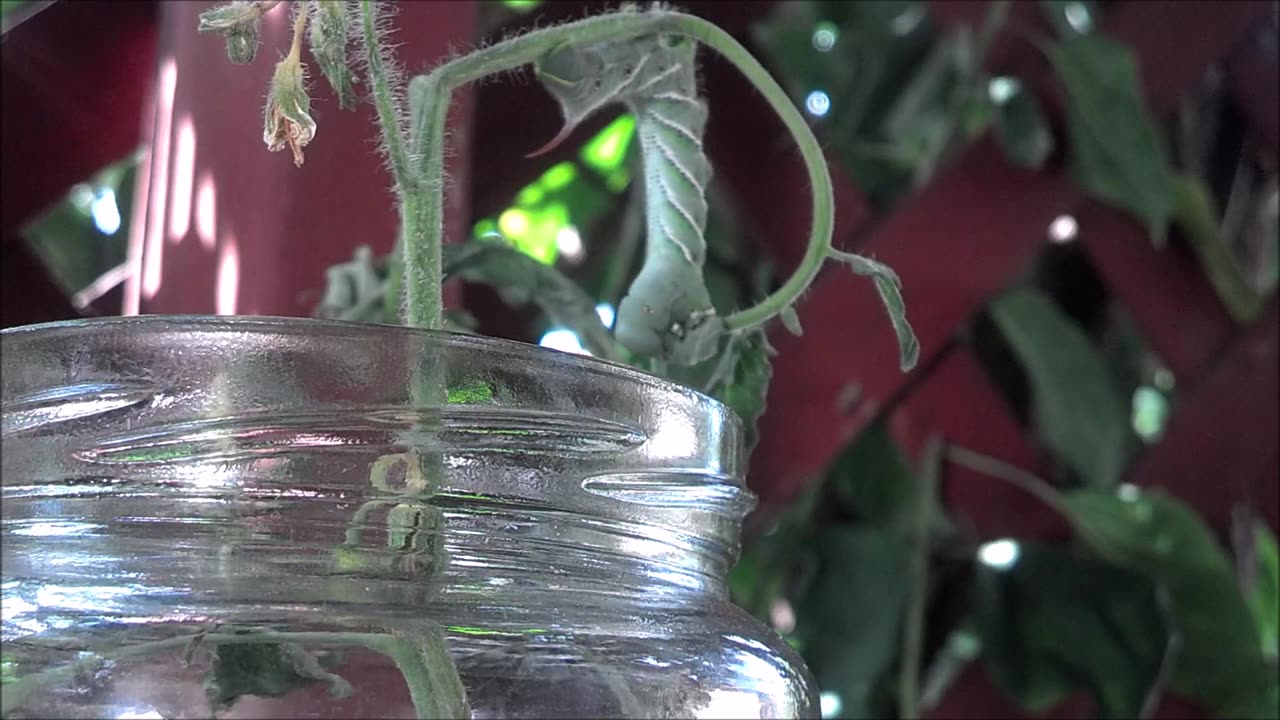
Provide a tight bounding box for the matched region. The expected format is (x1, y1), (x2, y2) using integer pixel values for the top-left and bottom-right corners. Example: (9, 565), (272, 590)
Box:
(443, 239), (623, 361)
(205, 639), (352, 712)
(1172, 174), (1264, 325)
(316, 246), (387, 322)
(1061, 489), (1276, 718)
(831, 250), (920, 371)
(990, 77), (1055, 170)
(973, 543), (1169, 716)
(827, 421), (951, 539)
(793, 527), (911, 718)
(707, 332), (772, 453)
(1049, 33), (1177, 243)
(988, 288), (1129, 489)
(830, 420), (916, 528)
(1248, 521), (1279, 661)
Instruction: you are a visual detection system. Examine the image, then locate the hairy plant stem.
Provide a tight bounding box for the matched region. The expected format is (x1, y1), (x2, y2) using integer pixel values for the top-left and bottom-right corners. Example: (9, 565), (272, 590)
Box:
(402, 9), (838, 337)
(351, 8), (456, 719)
(357, 0), (439, 330)
(286, 1), (307, 62)
(355, 0), (443, 498)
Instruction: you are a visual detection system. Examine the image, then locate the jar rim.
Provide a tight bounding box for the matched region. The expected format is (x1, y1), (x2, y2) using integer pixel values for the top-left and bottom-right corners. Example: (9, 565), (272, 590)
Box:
(3, 315), (752, 578)
(1, 315), (741, 428)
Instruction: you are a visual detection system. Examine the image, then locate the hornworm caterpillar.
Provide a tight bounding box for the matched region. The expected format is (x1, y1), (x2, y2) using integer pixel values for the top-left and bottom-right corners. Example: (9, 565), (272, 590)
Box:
(534, 32), (723, 365)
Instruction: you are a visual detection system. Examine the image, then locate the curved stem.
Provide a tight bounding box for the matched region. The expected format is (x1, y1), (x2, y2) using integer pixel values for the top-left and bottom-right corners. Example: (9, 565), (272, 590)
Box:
(944, 445), (1082, 536)
(405, 10), (835, 336)
(675, 21), (834, 333)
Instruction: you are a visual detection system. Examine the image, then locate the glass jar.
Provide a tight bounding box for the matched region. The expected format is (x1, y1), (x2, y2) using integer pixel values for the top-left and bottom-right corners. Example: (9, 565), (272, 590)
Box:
(1, 316), (816, 719)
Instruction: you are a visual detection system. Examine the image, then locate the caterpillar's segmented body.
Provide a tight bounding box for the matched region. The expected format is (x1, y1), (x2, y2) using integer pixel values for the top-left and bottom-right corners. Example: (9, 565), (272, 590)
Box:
(535, 32), (722, 364)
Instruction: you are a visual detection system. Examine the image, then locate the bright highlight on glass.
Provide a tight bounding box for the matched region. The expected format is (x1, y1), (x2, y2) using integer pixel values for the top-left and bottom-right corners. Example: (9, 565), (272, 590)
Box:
(595, 303), (616, 329)
(539, 328), (589, 356)
(1064, 1), (1093, 32)
(805, 90), (831, 118)
(1048, 214), (1079, 243)
(820, 691), (843, 718)
(91, 188), (122, 235)
(978, 539), (1020, 570)
(988, 76), (1019, 105)
(811, 22), (838, 52)
(769, 598), (796, 634)
(556, 225), (585, 263)
(891, 5), (926, 36)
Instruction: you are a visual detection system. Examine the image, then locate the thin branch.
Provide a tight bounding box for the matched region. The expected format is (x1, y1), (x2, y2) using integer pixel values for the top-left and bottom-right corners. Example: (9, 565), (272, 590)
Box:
(900, 435), (943, 720)
(286, 1), (307, 62)
(1139, 586), (1182, 719)
(944, 445), (1081, 536)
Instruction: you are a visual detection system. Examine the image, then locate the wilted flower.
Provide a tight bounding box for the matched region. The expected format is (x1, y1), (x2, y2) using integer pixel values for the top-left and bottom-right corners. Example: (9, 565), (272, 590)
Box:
(308, 0), (356, 108)
(198, 1), (264, 65)
(263, 56), (316, 166)
(224, 25), (260, 64)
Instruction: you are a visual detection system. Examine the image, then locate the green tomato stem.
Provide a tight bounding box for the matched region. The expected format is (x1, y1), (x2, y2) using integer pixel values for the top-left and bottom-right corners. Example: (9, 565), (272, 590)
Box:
(358, 0), (442, 330)
(404, 9), (836, 338)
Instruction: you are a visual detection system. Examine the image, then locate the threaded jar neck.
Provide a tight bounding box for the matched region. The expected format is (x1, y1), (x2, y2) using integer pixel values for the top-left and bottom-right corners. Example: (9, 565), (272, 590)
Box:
(2, 317), (753, 606)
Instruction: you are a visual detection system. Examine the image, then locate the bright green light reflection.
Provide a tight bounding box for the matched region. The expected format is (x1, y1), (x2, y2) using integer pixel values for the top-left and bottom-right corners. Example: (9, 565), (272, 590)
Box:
(474, 117), (634, 265)
(581, 114), (636, 175)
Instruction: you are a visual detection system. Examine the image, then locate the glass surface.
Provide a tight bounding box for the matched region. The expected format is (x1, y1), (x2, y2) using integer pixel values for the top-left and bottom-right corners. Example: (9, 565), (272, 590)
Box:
(1, 316), (817, 719)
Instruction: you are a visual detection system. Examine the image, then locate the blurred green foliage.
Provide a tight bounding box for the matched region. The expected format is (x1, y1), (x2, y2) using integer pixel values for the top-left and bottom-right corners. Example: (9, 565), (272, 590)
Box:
(732, 1), (1279, 718)
(989, 288), (1130, 490)
(1049, 32), (1179, 244)
(972, 544), (1168, 717)
(21, 153), (137, 300)
(751, 0), (975, 209)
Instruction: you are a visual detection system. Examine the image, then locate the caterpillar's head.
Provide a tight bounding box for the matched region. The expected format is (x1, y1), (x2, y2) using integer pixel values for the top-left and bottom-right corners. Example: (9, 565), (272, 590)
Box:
(616, 284), (722, 365)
